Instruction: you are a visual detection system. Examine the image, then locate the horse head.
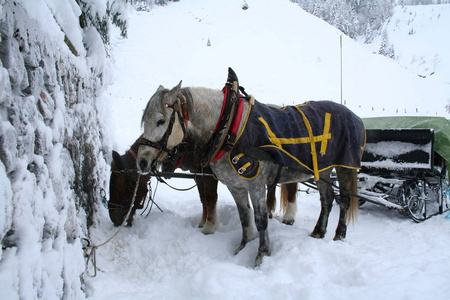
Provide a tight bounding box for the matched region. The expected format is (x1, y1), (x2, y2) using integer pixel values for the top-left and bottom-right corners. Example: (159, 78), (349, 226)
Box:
(108, 139), (150, 226)
(137, 82), (187, 174)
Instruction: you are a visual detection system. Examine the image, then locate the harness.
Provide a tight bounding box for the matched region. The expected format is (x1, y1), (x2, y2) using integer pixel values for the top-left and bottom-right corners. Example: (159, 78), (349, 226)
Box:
(138, 70), (247, 172)
(139, 92), (190, 158)
(204, 78), (246, 167)
(108, 168), (149, 210)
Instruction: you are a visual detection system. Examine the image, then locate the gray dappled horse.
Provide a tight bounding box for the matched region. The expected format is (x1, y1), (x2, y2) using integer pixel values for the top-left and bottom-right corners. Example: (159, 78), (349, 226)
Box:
(137, 70), (365, 266)
(108, 137), (298, 231)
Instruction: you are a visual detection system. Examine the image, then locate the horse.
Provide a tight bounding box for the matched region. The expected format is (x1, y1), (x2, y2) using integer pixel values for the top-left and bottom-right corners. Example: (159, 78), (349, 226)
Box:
(136, 69), (365, 266)
(108, 137), (152, 227)
(108, 136), (219, 234)
(108, 136), (297, 231)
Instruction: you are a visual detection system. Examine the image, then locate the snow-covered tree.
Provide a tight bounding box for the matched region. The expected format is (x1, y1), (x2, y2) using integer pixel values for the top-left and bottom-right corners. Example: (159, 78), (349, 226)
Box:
(291, 0), (395, 42)
(379, 29), (396, 58)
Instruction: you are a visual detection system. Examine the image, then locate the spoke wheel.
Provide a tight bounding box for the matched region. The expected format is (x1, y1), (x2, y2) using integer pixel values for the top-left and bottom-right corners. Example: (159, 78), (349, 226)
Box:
(403, 182), (426, 222)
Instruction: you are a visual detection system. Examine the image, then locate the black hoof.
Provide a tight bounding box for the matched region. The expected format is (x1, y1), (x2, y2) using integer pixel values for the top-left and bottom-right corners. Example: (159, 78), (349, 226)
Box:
(282, 219), (295, 226)
(310, 231), (325, 239)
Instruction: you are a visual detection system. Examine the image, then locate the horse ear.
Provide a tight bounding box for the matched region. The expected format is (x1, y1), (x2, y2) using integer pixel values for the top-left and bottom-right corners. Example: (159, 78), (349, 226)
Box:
(112, 150), (125, 170)
(169, 81), (182, 96)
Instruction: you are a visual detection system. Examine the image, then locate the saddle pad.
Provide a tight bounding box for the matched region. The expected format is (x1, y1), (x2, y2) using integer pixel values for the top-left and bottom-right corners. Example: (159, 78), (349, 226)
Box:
(232, 100), (366, 180)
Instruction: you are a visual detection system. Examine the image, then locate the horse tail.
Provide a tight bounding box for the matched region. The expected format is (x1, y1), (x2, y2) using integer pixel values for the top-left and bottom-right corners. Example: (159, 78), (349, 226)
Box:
(280, 184), (289, 214)
(347, 169), (359, 224)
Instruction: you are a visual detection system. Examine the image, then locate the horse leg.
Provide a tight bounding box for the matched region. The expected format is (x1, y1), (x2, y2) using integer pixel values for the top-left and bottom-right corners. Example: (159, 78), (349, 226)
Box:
(266, 184), (276, 219)
(195, 177), (218, 235)
(199, 200), (207, 228)
(310, 170), (335, 239)
(228, 186), (255, 255)
(281, 183), (298, 225)
(249, 184), (271, 267)
(334, 168), (358, 240)
(195, 178), (207, 228)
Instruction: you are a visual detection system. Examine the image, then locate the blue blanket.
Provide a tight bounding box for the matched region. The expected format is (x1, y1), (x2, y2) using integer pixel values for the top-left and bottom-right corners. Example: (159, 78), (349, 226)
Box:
(229, 100), (366, 180)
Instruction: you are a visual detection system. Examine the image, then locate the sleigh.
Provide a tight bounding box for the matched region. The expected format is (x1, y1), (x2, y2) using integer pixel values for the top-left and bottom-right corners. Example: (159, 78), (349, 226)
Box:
(354, 117), (450, 222)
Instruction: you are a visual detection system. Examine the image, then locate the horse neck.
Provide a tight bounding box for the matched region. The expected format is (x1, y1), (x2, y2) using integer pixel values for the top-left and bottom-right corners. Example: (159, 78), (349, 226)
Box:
(122, 138), (140, 170)
(185, 87), (224, 145)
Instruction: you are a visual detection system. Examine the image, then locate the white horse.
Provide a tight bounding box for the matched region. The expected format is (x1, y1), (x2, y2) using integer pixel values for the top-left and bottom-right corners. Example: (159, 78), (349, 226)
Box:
(137, 71), (364, 266)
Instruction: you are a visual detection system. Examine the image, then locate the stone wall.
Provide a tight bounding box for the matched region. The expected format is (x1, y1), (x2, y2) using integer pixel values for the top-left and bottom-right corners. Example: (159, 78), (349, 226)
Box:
(0, 1), (115, 298)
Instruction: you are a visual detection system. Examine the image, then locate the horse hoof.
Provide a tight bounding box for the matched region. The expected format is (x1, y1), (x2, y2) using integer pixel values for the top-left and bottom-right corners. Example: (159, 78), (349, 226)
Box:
(282, 219), (295, 226)
(254, 250), (271, 267)
(254, 255), (263, 267)
(201, 222), (217, 235)
(333, 235), (345, 241)
(310, 231), (325, 239)
(234, 241), (248, 255)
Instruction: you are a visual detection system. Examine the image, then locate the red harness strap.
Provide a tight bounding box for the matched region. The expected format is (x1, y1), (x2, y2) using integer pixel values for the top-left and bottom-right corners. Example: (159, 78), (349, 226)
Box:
(128, 148), (137, 160)
(175, 156), (185, 170)
(214, 87), (229, 133)
(211, 96), (244, 162)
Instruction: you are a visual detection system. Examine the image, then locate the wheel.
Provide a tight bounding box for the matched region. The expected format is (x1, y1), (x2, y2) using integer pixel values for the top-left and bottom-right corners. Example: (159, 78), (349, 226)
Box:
(402, 181), (426, 222)
(440, 166), (449, 213)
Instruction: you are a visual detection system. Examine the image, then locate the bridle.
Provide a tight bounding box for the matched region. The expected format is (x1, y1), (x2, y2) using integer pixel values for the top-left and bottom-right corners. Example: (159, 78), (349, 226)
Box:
(108, 169), (149, 211)
(139, 93), (190, 167)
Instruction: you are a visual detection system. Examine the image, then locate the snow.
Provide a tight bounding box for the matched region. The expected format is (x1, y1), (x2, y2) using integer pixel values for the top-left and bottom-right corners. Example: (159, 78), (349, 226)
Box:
(361, 140), (433, 169)
(369, 4), (450, 82)
(0, 0), (449, 299)
(86, 0), (450, 299)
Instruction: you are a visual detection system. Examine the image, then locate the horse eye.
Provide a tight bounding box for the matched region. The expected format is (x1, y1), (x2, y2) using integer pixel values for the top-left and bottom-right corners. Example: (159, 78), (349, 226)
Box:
(157, 119), (165, 127)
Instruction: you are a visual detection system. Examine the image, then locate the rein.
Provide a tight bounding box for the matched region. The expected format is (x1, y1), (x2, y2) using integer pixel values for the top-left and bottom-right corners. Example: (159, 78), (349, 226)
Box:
(150, 167), (200, 192)
(83, 174), (141, 277)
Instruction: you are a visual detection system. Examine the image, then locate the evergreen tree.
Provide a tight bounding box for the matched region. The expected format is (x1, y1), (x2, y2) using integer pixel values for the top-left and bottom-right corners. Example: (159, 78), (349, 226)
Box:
(379, 29), (396, 59)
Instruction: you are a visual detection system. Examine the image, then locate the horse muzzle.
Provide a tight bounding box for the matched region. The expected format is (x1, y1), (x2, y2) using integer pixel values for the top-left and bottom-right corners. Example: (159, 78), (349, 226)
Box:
(137, 157), (152, 174)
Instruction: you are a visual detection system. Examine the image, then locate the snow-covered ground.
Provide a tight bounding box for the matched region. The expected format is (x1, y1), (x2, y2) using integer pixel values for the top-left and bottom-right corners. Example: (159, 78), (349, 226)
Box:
(87, 0), (450, 299)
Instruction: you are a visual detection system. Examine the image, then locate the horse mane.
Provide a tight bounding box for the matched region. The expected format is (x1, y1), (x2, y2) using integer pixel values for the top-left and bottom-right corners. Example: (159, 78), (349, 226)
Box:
(112, 137), (142, 171)
(185, 87), (223, 131)
(141, 89), (168, 127)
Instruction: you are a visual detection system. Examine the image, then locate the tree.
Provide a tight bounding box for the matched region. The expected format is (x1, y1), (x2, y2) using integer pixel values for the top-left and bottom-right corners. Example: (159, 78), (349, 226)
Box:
(291, 0), (395, 41)
(379, 29), (395, 59)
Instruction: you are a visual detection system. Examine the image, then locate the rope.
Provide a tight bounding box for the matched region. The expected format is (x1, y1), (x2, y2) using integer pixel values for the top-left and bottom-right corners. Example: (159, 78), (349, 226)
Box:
(141, 179), (164, 217)
(83, 174), (141, 277)
(151, 167), (198, 192)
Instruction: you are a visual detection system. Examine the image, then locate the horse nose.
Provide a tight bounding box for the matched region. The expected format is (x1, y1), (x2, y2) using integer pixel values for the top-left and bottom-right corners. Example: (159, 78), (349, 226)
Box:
(138, 158), (148, 173)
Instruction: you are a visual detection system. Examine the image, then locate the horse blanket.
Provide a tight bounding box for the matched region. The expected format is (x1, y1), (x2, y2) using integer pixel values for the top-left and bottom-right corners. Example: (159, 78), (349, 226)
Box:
(229, 100), (366, 180)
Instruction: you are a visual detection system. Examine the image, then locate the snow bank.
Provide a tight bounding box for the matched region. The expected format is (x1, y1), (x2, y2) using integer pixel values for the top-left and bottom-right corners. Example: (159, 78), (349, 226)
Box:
(0, 0), (121, 298)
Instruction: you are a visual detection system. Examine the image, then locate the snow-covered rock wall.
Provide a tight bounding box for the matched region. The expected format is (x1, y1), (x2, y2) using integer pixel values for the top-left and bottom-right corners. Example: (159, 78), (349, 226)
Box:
(0, 0), (125, 298)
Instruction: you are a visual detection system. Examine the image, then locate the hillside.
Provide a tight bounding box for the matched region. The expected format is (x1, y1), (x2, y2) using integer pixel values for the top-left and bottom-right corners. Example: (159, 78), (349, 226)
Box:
(108, 0), (450, 153)
(368, 4), (450, 83)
